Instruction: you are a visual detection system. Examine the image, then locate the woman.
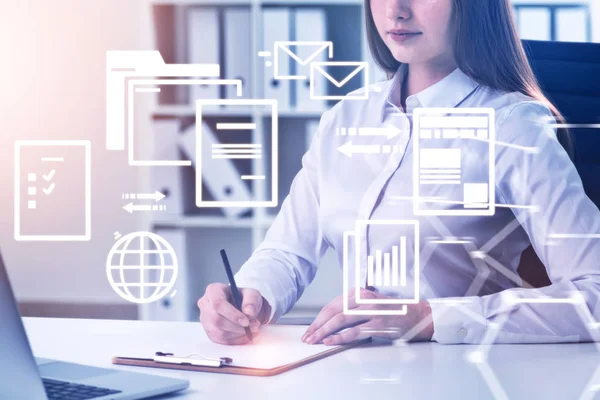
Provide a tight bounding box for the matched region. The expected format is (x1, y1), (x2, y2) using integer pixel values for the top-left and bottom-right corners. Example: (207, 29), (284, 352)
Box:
(197, 0), (600, 345)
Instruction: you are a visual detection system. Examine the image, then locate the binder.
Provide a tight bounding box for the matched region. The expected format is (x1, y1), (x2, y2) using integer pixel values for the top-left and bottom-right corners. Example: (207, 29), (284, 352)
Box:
(224, 8), (252, 101)
(178, 122), (251, 218)
(151, 118), (187, 215)
(263, 8), (291, 110)
(187, 7), (220, 103)
(294, 8), (327, 111)
(113, 326), (371, 377)
(140, 229), (190, 321)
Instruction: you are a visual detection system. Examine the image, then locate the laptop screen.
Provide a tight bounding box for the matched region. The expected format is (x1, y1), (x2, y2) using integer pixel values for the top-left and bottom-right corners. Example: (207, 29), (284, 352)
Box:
(0, 251), (48, 399)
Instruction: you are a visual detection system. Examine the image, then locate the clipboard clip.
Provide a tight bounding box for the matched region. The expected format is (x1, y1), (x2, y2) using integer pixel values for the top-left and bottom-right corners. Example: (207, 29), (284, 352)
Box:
(154, 352), (233, 368)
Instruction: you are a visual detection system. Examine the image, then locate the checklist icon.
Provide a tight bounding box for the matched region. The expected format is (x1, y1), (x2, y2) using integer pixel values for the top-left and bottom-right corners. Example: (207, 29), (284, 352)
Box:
(14, 140), (91, 241)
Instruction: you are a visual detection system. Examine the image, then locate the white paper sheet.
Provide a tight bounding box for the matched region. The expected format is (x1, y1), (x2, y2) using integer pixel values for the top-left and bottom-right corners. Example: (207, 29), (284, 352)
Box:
(195, 325), (338, 370)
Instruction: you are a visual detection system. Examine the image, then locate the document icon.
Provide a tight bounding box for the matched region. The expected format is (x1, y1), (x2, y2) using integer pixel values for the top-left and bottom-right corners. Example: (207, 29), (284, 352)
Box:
(14, 140), (91, 241)
(413, 108), (496, 216)
(310, 62), (369, 101)
(342, 220), (420, 316)
(196, 99), (279, 208)
(274, 41), (333, 80)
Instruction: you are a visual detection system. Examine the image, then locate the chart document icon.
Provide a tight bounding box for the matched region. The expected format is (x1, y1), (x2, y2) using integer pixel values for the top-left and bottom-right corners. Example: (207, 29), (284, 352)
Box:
(343, 220), (420, 316)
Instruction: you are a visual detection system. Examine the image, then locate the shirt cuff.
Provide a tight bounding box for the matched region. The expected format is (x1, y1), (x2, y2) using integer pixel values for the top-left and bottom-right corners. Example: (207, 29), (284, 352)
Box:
(233, 272), (279, 324)
(429, 298), (488, 344)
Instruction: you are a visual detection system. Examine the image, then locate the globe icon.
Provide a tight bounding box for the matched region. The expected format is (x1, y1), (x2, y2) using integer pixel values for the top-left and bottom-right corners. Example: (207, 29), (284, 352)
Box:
(106, 231), (178, 304)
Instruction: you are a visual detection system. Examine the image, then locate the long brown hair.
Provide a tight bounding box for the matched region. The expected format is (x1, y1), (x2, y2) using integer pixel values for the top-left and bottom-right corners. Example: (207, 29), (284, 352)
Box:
(364, 0), (573, 158)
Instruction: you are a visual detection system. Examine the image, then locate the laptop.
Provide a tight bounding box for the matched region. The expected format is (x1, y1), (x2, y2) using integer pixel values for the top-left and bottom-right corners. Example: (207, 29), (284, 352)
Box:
(0, 250), (189, 399)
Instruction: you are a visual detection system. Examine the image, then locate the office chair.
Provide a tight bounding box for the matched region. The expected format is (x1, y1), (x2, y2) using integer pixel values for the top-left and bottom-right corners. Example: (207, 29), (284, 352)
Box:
(517, 39), (600, 288)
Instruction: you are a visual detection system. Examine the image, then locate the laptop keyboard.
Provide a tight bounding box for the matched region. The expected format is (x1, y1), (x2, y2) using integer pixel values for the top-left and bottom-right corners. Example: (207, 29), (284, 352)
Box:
(43, 378), (122, 399)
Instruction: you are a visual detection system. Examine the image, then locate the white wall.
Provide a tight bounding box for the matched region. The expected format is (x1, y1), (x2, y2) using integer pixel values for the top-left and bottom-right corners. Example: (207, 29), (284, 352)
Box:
(0, 0), (152, 303)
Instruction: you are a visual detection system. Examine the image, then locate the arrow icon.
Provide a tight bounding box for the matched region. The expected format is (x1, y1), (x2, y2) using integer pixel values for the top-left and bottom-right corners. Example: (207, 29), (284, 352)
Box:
(336, 127), (403, 140)
(359, 127), (403, 140)
(123, 202), (167, 214)
(337, 141), (402, 158)
(121, 190), (166, 202)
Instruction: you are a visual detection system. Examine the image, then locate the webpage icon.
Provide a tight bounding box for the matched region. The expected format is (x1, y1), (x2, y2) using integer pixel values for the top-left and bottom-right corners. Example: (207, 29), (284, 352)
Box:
(413, 108), (496, 216)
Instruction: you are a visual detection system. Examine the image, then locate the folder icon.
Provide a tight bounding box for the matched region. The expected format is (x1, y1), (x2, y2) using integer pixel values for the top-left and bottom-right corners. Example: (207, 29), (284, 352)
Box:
(274, 41), (333, 80)
(106, 50), (220, 151)
(310, 62), (370, 101)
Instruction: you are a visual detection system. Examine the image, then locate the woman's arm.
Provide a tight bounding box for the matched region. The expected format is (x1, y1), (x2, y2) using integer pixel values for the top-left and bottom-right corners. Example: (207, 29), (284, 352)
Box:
(233, 110), (334, 324)
(430, 102), (600, 344)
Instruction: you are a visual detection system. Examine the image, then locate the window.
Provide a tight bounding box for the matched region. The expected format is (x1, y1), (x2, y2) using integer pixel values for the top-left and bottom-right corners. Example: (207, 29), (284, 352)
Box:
(512, 0), (598, 42)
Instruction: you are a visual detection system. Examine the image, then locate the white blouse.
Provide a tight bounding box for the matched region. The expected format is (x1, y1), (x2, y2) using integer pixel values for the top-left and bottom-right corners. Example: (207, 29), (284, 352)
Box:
(235, 64), (600, 344)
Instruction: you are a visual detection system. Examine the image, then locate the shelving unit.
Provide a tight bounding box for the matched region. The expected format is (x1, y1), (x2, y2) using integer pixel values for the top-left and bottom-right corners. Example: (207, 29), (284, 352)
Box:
(142, 0), (380, 321)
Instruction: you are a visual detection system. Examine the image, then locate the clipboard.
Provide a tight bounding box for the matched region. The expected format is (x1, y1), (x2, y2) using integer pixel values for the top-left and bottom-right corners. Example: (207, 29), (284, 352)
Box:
(112, 337), (371, 377)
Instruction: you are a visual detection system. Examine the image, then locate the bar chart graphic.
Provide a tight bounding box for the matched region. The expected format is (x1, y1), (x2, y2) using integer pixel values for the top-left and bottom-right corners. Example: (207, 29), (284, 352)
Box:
(367, 236), (408, 288)
(343, 220), (420, 316)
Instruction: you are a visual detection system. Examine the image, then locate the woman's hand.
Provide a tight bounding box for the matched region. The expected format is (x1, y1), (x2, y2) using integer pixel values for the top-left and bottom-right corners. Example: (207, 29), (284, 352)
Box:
(301, 288), (433, 346)
(198, 283), (271, 345)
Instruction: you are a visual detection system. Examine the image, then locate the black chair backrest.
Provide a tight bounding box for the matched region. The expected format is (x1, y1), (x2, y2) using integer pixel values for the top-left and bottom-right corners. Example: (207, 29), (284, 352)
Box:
(518, 40), (600, 288)
(522, 39), (600, 207)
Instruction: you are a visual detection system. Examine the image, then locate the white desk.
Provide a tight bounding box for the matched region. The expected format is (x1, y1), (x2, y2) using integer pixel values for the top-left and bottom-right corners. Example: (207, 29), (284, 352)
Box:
(24, 318), (600, 400)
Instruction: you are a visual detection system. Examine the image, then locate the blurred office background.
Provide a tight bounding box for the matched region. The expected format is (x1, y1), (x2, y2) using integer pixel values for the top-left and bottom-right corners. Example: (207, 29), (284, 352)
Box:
(0, 0), (598, 321)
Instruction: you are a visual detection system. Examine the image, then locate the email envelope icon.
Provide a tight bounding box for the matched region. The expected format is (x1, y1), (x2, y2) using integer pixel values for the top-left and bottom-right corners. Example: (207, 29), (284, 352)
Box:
(310, 62), (370, 101)
(274, 41), (333, 80)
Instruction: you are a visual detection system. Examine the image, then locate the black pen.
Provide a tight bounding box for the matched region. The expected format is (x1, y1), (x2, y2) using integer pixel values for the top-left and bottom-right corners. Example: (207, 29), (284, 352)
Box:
(219, 249), (253, 342)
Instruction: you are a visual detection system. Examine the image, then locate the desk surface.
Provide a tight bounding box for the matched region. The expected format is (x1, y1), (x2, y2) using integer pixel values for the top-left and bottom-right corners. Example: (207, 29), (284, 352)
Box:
(24, 317), (600, 400)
